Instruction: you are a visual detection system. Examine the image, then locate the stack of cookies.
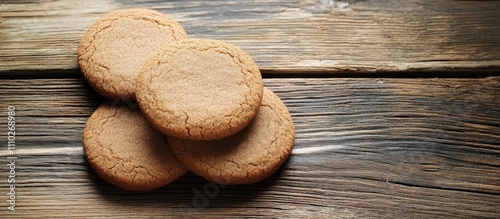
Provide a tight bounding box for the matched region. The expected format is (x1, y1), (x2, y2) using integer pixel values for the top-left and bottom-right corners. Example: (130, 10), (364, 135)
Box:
(79, 8), (295, 191)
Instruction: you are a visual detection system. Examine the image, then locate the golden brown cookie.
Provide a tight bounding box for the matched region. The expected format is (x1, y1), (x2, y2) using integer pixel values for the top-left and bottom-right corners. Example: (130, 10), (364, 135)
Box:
(136, 38), (264, 141)
(83, 101), (187, 191)
(167, 88), (294, 185)
(78, 8), (187, 99)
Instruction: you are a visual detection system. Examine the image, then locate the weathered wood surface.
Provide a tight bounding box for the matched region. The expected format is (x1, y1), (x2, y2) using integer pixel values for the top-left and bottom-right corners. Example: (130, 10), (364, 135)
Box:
(1, 0), (499, 218)
(1, 0), (500, 74)
(0, 77), (499, 218)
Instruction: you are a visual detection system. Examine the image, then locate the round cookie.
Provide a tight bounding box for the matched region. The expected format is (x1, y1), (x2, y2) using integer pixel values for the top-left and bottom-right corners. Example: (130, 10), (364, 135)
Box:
(136, 38), (263, 141)
(78, 8), (187, 99)
(83, 101), (187, 191)
(167, 87), (294, 185)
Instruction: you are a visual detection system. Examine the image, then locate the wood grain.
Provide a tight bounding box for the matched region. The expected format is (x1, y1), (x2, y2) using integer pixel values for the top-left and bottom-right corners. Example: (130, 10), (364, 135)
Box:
(1, 0), (500, 74)
(0, 77), (499, 218)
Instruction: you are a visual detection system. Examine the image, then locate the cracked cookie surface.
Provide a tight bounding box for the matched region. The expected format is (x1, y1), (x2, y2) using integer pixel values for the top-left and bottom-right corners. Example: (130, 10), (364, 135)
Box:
(83, 101), (187, 191)
(167, 88), (294, 185)
(78, 8), (187, 99)
(136, 38), (264, 141)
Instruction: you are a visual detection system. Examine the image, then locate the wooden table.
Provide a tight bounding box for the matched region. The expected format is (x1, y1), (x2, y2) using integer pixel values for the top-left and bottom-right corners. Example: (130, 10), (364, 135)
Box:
(1, 0), (499, 218)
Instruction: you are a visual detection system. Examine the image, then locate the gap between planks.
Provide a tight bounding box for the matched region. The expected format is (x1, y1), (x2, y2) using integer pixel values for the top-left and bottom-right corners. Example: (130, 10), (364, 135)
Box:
(0, 68), (498, 79)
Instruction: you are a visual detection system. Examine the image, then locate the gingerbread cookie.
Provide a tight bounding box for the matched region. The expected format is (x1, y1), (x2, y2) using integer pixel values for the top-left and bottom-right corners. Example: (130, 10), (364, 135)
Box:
(83, 101), (187, 191)
(167, 88), (294, 185)
(136, 38), (264, 141)
(78, 8), (187, 99)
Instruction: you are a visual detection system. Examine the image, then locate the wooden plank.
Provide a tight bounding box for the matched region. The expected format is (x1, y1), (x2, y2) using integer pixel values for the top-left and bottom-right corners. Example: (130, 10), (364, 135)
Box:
(0, 77), (499, 218)
(1, 0), (500, 74)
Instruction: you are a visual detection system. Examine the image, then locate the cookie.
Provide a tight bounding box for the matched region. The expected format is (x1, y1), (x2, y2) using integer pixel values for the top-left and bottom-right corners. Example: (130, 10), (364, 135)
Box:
(136, 38), (264, 141)
(167, 87), (294, 185)
(78, 8), (187, 99)
(83, 101), (187, 191)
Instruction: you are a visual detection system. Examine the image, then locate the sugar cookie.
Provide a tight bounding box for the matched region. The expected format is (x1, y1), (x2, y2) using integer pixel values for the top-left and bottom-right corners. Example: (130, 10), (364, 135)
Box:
(78, 8), (187, 99)
(167, 88), (294, 185)
(83, 101), (187, 191)
(136, 38), (263, 141)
